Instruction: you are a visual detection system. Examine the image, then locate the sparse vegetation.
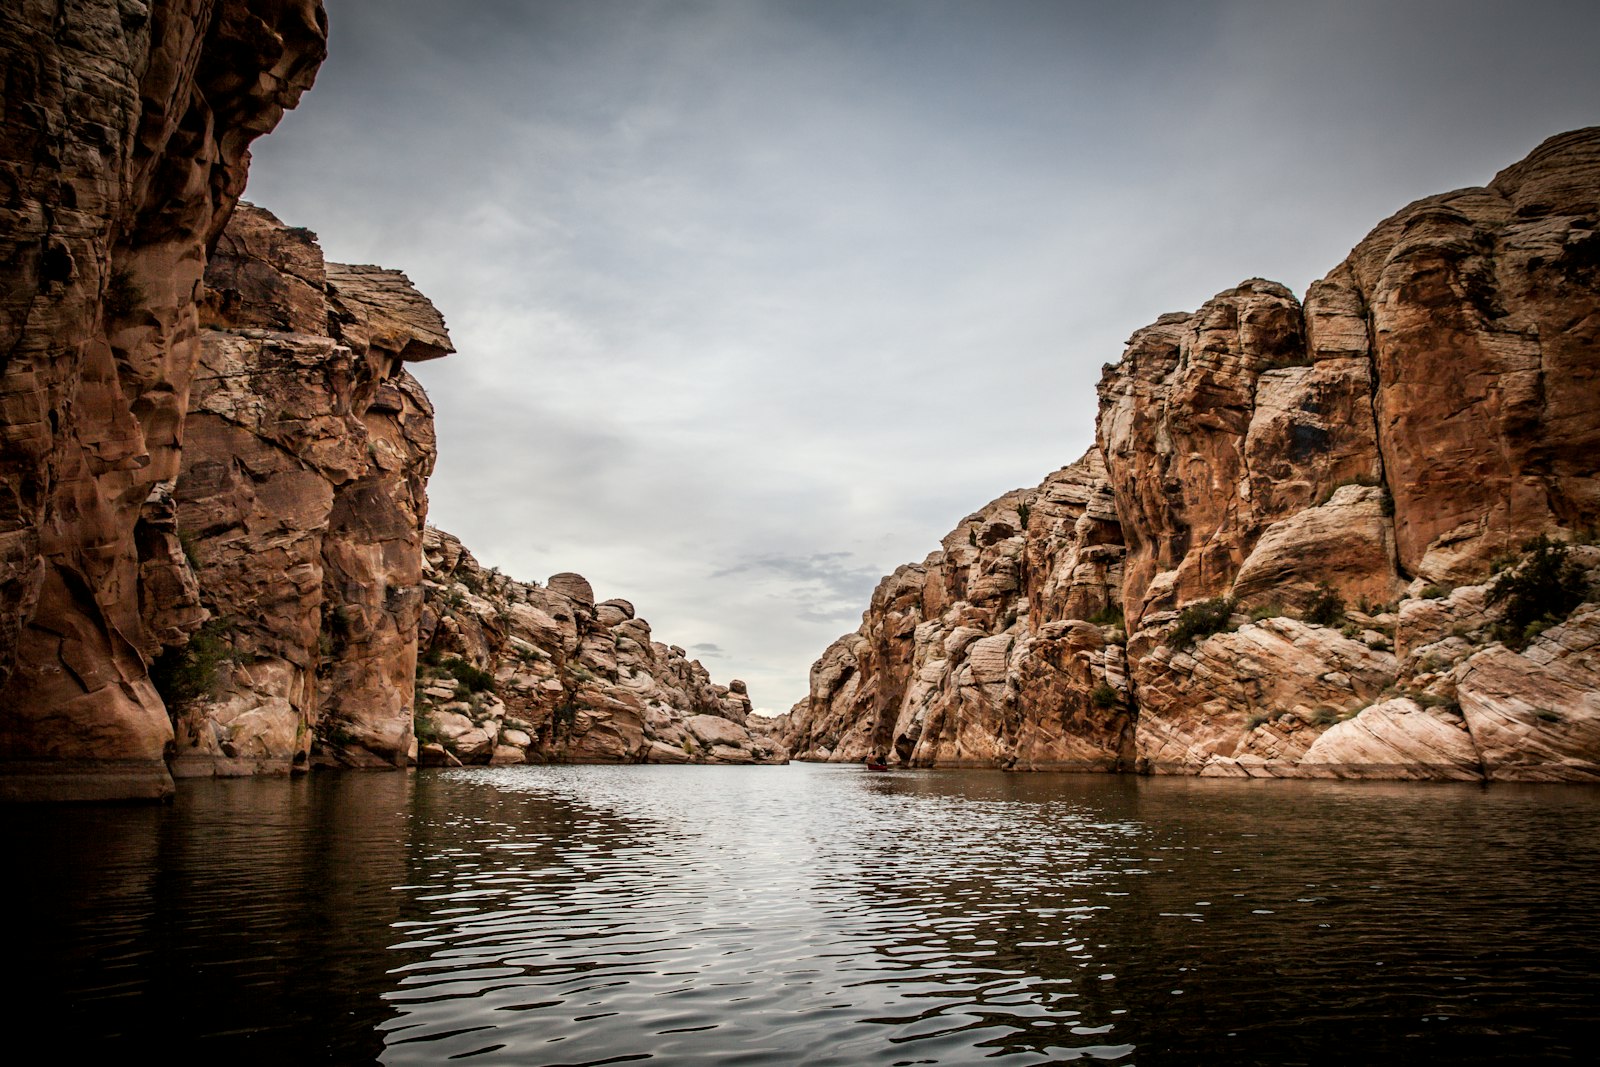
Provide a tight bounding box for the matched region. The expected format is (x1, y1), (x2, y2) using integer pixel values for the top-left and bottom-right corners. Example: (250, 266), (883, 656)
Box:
(1086, 604), (1124, 627)
(1304, 582), (1345, 627)
(1417, 584), (1453, 601)
(1489, 534), (1590, 651)
(1246, 713), (1269, 730)
(414, 710), (440, 745)
(1410, 691), (1461, 713)
(1090, 683), (1119, 709)
(177, 529), (201, 569)
(441, 656), (495, 693)
(1168, 597), (1237, 649)
(1016, 502), (1032, 528)
(1248, 602), (1285, 622)
(149, 617), (235, 708)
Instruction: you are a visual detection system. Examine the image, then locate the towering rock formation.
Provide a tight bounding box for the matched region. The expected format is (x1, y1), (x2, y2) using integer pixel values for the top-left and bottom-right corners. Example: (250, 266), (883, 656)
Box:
(0, 5), (776, 797)
(787, 128), (1600, 783)
(0, 1), (327, 801)
(789, 453), (1129, 770)
(416, 528), (785, 766)
(167, 202), (450, 776)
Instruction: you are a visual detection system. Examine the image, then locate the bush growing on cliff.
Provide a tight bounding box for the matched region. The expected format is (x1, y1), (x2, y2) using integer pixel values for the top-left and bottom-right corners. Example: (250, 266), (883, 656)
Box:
(414, 710), (440, 745)
(1090, 683), (1119, 709)
(1248, 602), (1285, 622)
(1489, 535), (1590, 650)
(1168, 597), (1237, 649)
(150, 616), (234, 708)
(1305, 582), (1345, 627)
(1087, 604), (1124, 627)
(441, 656), (495, 693)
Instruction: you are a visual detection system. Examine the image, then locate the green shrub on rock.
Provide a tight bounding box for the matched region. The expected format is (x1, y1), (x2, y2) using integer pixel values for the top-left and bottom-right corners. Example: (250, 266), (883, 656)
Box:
(1168, 597), (1237, 649)
(1489, 535), (1590, 650)
(1305, 582), (1345, 627)
(441, 656), (495, 693)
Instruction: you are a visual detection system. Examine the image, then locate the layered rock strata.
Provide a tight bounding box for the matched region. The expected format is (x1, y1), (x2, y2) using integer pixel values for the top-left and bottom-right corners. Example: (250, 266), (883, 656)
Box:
(787, 128), (1600, 783)
(417, 528), (785, 766)
(0, 1), (327, 801)
(168, 202), (450, 776)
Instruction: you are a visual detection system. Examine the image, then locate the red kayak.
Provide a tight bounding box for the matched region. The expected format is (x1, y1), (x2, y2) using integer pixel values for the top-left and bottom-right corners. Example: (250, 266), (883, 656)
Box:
(865, 761), (888, 771)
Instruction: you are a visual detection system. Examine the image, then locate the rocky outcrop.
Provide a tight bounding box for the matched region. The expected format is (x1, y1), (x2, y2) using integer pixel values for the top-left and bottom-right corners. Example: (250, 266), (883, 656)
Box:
(0, 2), (327, 801)
(785, 451), (1132, 770)
(166, 202), (449, 776)
(787, 128), (1600, 783)
(416, 528), (784, 766)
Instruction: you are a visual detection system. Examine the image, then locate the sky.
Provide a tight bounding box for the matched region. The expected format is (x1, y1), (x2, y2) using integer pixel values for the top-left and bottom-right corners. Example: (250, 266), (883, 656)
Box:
(245, 0), (1600, 714)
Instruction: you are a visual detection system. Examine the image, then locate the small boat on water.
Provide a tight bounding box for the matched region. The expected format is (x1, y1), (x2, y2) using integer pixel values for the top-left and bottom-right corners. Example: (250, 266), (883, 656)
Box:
(865, 760), (888, 771)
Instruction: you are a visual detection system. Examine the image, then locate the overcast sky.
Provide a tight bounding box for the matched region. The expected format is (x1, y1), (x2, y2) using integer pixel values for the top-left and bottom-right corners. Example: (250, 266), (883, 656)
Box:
(246, 0), (1600, 714)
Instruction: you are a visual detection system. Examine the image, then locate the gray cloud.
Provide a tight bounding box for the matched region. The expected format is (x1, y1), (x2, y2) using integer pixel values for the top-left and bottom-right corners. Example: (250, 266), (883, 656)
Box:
(247, 0), (1600, 711)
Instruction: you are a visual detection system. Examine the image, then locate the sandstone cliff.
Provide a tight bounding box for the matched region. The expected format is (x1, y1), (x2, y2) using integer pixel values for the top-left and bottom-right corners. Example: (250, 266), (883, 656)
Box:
(787, 128), (1600, 783)
(415, 528), (785, 766)
(166, 201), (449, 776)
(0, 1), (327, 801)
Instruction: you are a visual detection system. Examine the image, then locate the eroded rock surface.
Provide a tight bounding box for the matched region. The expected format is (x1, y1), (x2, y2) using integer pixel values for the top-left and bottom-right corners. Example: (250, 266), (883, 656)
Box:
(0, 1), (327, 800)
(787, 129), (1600, 783)
(786, 451), (1132, 770)
(169, 203), (449, 776)
(417, 528), (784, 766)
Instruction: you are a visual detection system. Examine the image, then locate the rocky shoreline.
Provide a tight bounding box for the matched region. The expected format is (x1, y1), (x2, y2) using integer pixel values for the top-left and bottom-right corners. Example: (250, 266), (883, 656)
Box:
(783, 129), (1600, 783)
(1, 3), (1593, 798)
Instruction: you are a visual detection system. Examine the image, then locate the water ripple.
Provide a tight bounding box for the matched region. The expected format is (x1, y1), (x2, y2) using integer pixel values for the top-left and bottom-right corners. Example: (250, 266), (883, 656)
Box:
(7, 766), (1600, 1062)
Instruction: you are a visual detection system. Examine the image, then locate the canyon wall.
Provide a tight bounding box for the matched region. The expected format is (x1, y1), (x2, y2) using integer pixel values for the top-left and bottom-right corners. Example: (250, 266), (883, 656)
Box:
(167, 202), (450, 776)
(416, 528), (785, 766)
(0, 1), (327, 800)
(786, 127), (1600, 783)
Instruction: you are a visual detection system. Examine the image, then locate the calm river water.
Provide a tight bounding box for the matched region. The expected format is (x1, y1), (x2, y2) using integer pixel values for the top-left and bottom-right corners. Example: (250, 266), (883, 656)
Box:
(6, 764), (1599, 1064)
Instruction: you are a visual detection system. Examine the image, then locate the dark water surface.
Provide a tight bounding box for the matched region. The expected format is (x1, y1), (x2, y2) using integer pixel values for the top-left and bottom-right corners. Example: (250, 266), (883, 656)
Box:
(7, 764), (1600, 1064)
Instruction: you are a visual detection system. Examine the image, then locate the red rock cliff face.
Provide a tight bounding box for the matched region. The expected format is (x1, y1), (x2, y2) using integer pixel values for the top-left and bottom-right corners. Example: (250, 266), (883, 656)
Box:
(788, 128), (1600, 783)
(167, 202), (449, 777)
(0, 1), (326, 801)
(786, 451), (1131, 770)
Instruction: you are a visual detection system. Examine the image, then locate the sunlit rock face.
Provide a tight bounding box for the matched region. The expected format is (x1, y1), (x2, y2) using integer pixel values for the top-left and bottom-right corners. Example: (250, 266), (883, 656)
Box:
(168, 203), (450, 776)
(416, 528), (785, 766)
(785, 451), (1133, 771)
(788, 128), (1600, 782)
(0, 1), (327, 801)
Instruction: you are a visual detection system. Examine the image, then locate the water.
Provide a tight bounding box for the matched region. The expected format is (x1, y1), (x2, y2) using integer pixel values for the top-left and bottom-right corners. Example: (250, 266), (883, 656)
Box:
(6, 764), (1599, 1064)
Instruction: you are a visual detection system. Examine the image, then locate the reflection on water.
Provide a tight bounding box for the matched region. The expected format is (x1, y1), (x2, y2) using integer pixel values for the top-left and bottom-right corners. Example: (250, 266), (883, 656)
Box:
(5, 765), (1599, 1064)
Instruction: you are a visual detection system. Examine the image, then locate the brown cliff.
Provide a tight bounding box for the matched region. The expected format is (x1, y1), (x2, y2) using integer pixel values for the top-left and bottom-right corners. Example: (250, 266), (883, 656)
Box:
(0, 1), (327, 801)
(787, 128), (1600, 783)
(167, 201), (449, 776)
(415, 528), (785, 766)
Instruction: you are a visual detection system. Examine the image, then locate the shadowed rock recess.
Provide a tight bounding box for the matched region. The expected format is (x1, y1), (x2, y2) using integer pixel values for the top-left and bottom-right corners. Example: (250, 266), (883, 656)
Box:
(784, 128), (1600, 783)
